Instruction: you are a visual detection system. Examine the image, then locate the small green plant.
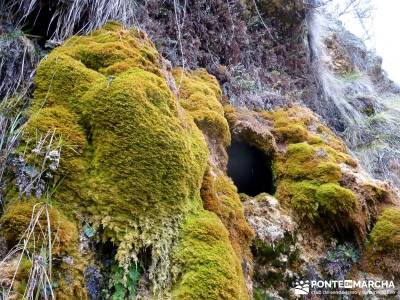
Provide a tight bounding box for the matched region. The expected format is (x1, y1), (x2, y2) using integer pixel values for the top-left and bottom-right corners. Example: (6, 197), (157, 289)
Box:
(103, 263), (142, 300)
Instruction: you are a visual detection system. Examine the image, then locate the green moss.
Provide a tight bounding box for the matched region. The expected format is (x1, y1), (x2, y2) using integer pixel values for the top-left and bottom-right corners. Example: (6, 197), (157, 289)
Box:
(273, 123), (309, 144)
(32, 53), (103, 113)
(313, 161), (343, 184)
(270, 108), (358, 223)
(22, 105), (87, 176)
(263, 106), (349, 153)
(274, 142), (316, 179)
(16, 22), (247, 297)
(274, 143), (343, 184)
(286, 180), (319, 220)
(173, 68), (231, 145)
(276, 180), (357, 222)
(201, 168), (254, 258)
(25, 23), (209, 256)
(56, 22), (160, 76)
(316, 183), (357, 215)
(0, 200), (78, 255)
(370, 208), (400, 252)
(172, 211), (248, 300)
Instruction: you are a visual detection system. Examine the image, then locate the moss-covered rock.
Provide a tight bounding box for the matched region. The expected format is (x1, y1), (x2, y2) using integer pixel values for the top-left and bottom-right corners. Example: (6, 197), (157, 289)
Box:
(223, 105), (359, 225)
(370, 208), (400, 252)
(11, 22), (248, 298)
(201, 167), (254, 259)
(267, 107), (358, 223)
(24, 21), (209, 258)
(262, 106), (350, 153)
(53, 21), (160, 77)
(172, 211), (248, 299)
(173, 68), (231, 146)
(0, 200), (78, 255)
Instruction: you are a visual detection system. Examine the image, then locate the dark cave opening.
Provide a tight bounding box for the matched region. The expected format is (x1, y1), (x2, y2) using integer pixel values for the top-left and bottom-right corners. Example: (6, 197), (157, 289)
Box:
(227, 140), (275, 196)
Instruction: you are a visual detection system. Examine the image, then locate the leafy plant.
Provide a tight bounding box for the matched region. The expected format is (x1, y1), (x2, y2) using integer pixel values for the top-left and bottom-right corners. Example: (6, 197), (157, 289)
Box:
(104, 263), (142, 300)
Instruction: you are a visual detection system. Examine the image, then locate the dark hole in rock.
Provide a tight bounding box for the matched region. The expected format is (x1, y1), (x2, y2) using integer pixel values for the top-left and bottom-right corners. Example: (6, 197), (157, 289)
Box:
(227, 139), (275, 196)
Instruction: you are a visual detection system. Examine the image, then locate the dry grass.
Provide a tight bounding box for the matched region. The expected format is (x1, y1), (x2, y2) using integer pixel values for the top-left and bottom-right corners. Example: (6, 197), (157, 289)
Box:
(4, 0), (138, 43)
(0, 203), (55, 300)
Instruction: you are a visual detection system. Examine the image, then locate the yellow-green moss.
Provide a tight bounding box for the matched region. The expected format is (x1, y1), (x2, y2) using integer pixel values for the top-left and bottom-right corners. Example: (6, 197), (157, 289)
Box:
(172, 211), (248, 300)
(262, 106), (350, 153)
(173, 68), (231, 145)
(15, 22), (247, 297)
(201, 167), (254, 259)
(0, 200), (78, 255)
(24, 23), (209, 252)
(55, 22), (160, 76)
(280, 180), (319, 220)
(277, 180), (356, 220)
(316, 183), (357, 214)
(268, 107), (358, 223)
(274, 141), (357, 221)
(22, 105), (87, 177)
(274, 142), (343, 183)
(370, 208), (400, 252)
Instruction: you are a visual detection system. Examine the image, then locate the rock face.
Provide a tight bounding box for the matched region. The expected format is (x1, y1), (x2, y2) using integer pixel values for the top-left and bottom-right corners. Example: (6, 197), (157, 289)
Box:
(1, 1), (400, 300)
(224, 105), (400, 298)
(0, 22), (39, 100)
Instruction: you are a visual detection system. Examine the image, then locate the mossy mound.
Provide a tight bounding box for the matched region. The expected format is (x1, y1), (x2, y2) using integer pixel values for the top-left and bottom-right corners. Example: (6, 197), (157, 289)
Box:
(173, 68), (231, 146)
(25, 21), (209, 257)
(265, 107), (358, 222)
(201, 167), (254, 259)
(53, 21), (160, 76)
(262, 106), (350, 153)
(13, 22), (248, 297)
(172, 211), (248, 300)
(370, 208), (400, 252)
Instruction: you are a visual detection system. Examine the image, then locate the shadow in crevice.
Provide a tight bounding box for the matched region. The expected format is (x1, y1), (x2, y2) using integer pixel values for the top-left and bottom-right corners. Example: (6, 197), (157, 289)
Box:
(227, 139), (275, 196)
